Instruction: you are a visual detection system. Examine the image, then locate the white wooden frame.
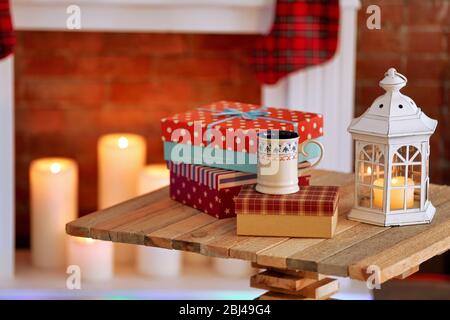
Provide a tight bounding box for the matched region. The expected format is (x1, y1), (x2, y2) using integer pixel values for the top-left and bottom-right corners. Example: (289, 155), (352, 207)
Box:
(12, 0), (275, 33)
(0, 56), (15, 279)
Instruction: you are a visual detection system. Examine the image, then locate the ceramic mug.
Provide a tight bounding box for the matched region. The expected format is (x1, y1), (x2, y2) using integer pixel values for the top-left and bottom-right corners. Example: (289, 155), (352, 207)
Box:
(256, 130), (324, 195)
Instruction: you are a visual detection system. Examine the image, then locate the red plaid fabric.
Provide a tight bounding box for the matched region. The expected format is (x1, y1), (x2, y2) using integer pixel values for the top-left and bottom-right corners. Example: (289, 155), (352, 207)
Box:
(235, 185), (339, 217)
(250, 0), (340, 84)
(0, 0), (14, 59)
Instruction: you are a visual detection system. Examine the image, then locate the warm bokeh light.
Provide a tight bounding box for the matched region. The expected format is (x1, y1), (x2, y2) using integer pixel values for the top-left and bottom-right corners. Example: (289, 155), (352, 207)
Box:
(117, 136), (129, 149)
(49, 163), (62, 174)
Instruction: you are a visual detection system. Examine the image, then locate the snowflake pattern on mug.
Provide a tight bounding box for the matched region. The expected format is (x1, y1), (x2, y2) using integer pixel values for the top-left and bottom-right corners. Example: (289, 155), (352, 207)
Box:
(258, 139), (298, 161)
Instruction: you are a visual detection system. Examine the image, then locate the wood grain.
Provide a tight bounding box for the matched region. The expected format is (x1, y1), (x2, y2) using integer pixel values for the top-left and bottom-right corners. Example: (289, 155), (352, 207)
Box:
(251, 263), (325, 280)
(256, 292), (321, 300)
(256, 200), (358, 269)
(252, 270), (319, 291)
(229, 237), (290, 262)
(321, 187), (450, 278)
(145, 213), (217, 248)
(287, 223), (387, 271)
(250, 275), (339, 299)
(348, 201), (450, 282)
(172, 219), (237, 253)
(66, 187), (173, 238)
(395, 265), (419, 279)
(65, 171), (450, 283)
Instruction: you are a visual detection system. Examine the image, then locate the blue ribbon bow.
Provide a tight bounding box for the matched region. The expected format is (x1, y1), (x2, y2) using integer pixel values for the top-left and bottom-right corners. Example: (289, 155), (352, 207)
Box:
(212, 108), (271, 121)
(197, 106), (299, 144)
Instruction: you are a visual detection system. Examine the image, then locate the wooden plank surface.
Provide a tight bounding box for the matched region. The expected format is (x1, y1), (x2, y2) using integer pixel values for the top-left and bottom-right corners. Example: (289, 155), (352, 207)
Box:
(145, 213), (217, 248)
(250, 276), (339, 299)
(252, 270), (319, 291)
(395, 265), (420, 279)
(66, 170), (450, 283)
(319, 184), (450, 278)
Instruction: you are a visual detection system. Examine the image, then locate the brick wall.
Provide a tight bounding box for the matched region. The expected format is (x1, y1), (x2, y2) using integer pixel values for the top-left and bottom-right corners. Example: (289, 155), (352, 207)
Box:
(14, 32), (261, 246)
(355, 0), (449, 184)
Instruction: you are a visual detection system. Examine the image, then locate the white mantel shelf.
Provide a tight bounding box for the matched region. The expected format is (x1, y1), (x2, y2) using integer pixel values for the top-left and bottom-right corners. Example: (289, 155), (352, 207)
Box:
(12, 0), (276, 33)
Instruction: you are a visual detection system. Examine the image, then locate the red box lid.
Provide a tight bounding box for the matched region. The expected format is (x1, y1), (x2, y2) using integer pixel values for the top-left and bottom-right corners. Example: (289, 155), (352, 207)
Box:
(161, 101), (323, 154)
(235, 185), (339, 217)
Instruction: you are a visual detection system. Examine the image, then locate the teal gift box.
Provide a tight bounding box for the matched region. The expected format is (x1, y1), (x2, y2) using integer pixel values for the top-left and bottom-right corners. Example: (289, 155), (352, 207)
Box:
(163, 138), (323, 174)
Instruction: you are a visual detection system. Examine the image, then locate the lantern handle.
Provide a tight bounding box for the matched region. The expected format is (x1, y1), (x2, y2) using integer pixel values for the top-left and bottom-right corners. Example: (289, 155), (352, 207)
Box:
(395, 71), (408, 84)
(386, 68), (408, 84)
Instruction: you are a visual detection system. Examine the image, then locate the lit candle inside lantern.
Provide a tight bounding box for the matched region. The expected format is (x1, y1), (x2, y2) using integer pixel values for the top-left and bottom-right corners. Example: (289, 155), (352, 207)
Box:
(67, 236), (113, 282)
(137, 164), (181, 277)
(373, 176), (415, 210)
(30, 158), (77, 268)
(98, 133), (146, 265)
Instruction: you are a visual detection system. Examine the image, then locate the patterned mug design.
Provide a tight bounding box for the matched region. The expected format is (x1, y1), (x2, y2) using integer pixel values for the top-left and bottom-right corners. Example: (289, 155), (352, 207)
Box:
(258, 140), (298, 157)
(258, 130), (299, 162)
(256, 130), (324, 195)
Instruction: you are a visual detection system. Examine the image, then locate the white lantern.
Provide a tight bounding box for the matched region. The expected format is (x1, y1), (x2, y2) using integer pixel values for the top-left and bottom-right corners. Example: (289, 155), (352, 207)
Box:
(347, 68), (437, 226)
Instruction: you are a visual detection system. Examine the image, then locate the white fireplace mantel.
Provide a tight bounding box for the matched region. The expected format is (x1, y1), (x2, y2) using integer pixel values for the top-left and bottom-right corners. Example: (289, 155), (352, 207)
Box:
(12, 0), (276, 33)
(1, 0), (360, 278)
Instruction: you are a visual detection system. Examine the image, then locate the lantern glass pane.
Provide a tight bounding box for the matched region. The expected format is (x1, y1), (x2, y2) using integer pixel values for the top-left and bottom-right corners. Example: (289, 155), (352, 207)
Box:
(373, 164), (385, 180)
(358, 161), (373, 184)
(408, 164), (422, 186)
(374, 145), (384, 163)
(389, 188), (405, 210)
(409, 146), (421, 162)
(393, 146), (408, 163)
(412, 188), (421, 209)
(392, 165), (407, 184)
(358, 185), (371, 208)
(360, 145), (373, 161)
(372, 186), (384, 210)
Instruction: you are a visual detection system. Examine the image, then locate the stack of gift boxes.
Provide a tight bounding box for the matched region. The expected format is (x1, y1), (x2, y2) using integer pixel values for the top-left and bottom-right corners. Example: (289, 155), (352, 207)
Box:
(161, 101), (339, 238)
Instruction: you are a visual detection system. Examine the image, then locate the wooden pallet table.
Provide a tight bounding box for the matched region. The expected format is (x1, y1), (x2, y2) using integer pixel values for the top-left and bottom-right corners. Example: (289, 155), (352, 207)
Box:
(66, 170), (450, 300)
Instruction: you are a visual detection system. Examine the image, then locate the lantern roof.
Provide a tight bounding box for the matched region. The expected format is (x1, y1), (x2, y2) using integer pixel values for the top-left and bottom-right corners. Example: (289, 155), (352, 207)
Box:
(348, 68), (437, 138)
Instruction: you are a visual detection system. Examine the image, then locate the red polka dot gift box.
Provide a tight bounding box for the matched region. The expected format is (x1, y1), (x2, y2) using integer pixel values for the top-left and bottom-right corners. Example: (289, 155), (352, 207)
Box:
(160, 101), (324, 172)
(169, 162), (311, 220)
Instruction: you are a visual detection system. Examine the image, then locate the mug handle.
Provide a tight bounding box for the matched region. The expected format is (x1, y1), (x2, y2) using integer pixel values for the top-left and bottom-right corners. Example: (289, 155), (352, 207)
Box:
(298, 139), (324, 172)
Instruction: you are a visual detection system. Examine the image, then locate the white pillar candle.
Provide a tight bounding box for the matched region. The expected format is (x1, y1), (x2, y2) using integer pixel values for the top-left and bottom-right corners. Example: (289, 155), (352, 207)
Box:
(137, 164), (181, 277)
(138, 164), (170, 194)
(98, 133), (146, 265)
(67, 236), (113, 282)
(98, 133), (146, 208)
(30, 158), (77, 269)
(213, 258), (253, 278)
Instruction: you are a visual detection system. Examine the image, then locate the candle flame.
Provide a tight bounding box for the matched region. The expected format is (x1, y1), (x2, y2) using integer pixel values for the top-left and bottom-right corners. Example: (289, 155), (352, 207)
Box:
(117, 136), (129, 149)
(50, 163), (62, 174)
